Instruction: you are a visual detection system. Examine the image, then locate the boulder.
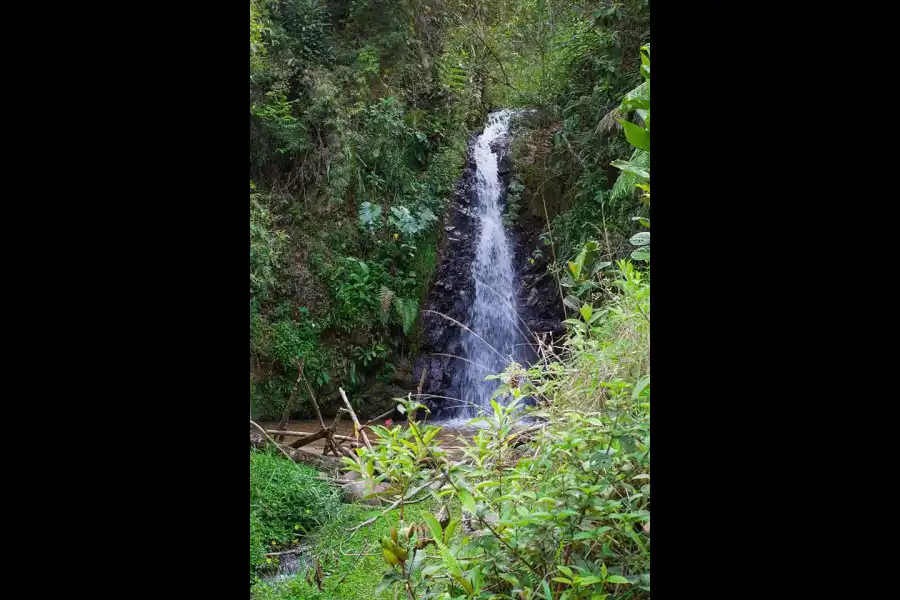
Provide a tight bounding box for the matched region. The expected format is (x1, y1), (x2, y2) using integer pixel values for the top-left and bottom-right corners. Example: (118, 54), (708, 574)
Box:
(341, 480), (390, 506)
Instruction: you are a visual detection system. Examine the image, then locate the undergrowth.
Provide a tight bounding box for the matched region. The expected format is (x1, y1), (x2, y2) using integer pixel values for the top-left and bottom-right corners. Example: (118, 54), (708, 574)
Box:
(250, 448), (342, 584)
(251, 499), (456, 600)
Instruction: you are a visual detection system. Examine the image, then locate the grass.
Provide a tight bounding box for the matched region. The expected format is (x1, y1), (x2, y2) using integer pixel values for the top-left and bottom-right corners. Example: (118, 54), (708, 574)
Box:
(251, 500), (434, 600)
(252, 496), (464, 600)
(250, 448), (342, 583)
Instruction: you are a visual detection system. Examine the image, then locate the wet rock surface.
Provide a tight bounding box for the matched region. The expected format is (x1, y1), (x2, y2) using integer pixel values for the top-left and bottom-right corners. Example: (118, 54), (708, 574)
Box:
(413, 136), (480, 419)
(414, 117), (562, 419)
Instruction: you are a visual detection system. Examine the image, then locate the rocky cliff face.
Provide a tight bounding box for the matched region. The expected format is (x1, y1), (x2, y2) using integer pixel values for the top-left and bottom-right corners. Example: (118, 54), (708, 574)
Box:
(413, 123), (563, 420)
(413, 135), (479, 419)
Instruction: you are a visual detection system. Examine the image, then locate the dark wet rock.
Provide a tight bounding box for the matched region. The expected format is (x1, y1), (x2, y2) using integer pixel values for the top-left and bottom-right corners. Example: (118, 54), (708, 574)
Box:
(498, 152), (512, 176)
(414, 116), (563, 419)
(361, 381), (410, 418)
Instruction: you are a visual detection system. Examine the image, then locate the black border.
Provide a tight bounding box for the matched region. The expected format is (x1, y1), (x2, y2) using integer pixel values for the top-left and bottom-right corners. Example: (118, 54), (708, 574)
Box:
(106, 0), (840, 596)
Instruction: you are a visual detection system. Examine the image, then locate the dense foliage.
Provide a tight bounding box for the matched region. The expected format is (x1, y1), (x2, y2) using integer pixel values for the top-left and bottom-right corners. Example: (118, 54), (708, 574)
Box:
(250, 0), (489, 418)
(249, 0), (649, 421)
(250, 2), (650, 599)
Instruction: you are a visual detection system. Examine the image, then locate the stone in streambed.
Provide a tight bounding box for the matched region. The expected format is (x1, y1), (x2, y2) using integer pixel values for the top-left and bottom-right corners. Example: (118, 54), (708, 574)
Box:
(341, 480), (389, 506)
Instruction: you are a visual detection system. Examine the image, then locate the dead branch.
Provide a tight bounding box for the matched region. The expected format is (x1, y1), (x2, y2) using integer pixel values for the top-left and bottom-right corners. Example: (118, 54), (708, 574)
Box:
(275, 363), (304, 442)
(339, 387), (374, 452)
(286, 427), (331, 449)
(250, 420), (297, 464)
(251, 420), (344, 470)
(361, 408), (396, 429)
(325, 408), (346, 457)
(298, 363), (333, 455)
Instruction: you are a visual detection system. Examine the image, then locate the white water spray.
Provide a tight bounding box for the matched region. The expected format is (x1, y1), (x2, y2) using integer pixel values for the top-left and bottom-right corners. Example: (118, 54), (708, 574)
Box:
(458, 110), (522, 417)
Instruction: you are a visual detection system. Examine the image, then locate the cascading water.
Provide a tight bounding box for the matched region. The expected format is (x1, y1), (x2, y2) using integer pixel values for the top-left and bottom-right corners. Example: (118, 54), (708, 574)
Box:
(457, 110), (522, 417)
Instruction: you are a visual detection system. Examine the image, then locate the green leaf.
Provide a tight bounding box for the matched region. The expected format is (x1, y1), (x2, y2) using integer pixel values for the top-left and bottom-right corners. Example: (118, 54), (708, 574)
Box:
(618, 120), (649, 151)
(630, 232), (650, 246)
(423, 512), (443, 541)
(632, 375), (650, 401)
(358, 202), (383, 228)
(557, 566), (574, 577)
(382, 547), (399, 566)
(552, 577), (573, 585)
(458, 489), (477, 515)
(376, 571), (402, 594)
(611, 159), (649, 181)
(591, 595), (609, 600)
(409, 549), (427, 576)
(542, 580), (553, 600)
(606, 576), (630, 584)
(591, 261), (612, 277)
(563, 295), (581, 310)
(444, 517), (460, 544)
(576, 576), (604, 585)
(579, 304), (593, 322)
(440, 546), (472, 594)
(631, 248), (650, 261)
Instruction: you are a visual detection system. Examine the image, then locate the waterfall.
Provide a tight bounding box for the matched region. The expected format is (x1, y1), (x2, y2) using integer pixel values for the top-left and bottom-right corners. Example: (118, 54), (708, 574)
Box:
(457, 110), (522, 417)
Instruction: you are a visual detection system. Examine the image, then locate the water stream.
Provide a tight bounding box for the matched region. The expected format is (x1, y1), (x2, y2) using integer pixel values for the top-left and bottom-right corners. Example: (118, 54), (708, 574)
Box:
(456, 110), (522, 417)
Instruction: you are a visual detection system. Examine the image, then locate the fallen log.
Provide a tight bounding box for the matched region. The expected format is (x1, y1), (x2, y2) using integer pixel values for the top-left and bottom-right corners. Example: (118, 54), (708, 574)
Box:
(287, 427), (331, 449)
(251, 420), (344, 471)
(324, 409), (358, 461)
(250, 420), (299, 464)
(266, 429), (360, 446)
(266, 429), (316, 437)
(286, 446), (343, 470)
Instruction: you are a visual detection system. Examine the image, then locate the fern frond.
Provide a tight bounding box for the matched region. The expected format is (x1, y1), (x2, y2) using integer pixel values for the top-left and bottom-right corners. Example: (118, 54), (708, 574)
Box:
(610, 149), (649, 204)
(378, 286), (395, 326)
(597, 81), (649, 136)
(400, 298), (419, 335)
(379, 286), (395, 316)
(437, 53), (468, 94)
(390, 296), (419, 335)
